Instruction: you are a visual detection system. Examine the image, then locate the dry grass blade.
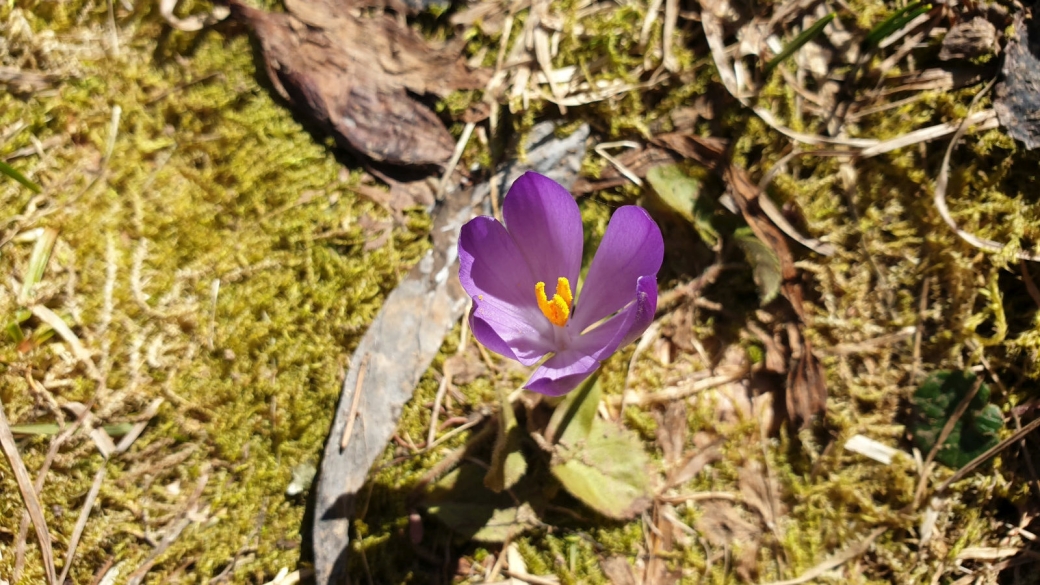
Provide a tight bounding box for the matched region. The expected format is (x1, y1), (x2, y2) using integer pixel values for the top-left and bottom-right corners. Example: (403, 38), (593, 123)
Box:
(859, 109), (999, 158)
(931, 78), (1040, 262)
(610, 366), (747, 407)
(30, 304), (103, 380)
(0, 398), (57, 585)
(759, 527), (886, 585)
(58, 464), (107, 584)
(19, 227), (58, 304)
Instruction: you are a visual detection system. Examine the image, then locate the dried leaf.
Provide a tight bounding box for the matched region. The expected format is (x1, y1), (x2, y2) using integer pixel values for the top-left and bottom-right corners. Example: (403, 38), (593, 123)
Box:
(0, 66), (63, 94)
(552, 418), (651, 520)
(599, 556), (638, 585)
(695, 501), (759, 547)
(995, 15), (1040, 150)
(443, 352), (488, 385)
(229, 0), (488, 166)
(656, 401), (687, 467)
(785, 336), (827, 427)
(940, 17), (998, 61)
(738, 462), (783, 529)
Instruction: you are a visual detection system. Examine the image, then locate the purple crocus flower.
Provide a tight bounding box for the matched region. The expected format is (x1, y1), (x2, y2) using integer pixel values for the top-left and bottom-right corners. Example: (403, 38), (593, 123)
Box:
(458, 171), (664, 396)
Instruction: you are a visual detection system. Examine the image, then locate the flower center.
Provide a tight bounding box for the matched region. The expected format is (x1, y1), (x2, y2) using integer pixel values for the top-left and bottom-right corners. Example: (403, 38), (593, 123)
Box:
(535, 277), (573, 327)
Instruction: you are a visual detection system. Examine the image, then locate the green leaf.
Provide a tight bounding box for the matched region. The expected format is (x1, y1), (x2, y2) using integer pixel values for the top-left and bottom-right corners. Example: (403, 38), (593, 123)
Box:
(545, 371), (601, 446)
(424, 464), (538, 542)
(21, 228), (58, 304)
(734, 227), (782, 305)
(551, 418), (651, 520)
(645, 165), (718, 246)
(910, 370), (1003, 469)
(764, 13), (836, 74)
(5, 308), (31, 343)
(865, 2), (931, 47)
(0, 160), (42, 193)
(484, 389), (527, 492)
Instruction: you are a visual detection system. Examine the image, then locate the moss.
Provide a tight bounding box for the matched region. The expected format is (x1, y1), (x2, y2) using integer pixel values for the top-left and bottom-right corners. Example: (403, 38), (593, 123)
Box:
(0, 2), (428, 582)
(7, 0), (1040, 583)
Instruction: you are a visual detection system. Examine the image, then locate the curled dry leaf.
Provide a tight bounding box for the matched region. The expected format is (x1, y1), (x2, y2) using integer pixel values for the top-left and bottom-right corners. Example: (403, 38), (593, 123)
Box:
(600, 556), (638, 585)
(694, 502), (762, 581)
(939, 17), (998, 61)
(228, 0), (488, 166)
(738, 461), (784, 530)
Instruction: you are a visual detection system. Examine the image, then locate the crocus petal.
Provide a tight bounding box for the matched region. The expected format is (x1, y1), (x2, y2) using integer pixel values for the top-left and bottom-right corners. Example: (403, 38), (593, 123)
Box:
(459, 216), (553, 364)
(571, 275), (657, 359)
(571, 206), (663, 330)
(502, 172), (584, 289)
(523, 350), (601, 396)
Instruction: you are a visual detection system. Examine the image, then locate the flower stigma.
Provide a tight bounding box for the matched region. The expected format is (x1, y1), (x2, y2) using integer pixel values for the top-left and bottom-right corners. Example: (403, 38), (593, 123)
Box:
(535, 277), (573, 327)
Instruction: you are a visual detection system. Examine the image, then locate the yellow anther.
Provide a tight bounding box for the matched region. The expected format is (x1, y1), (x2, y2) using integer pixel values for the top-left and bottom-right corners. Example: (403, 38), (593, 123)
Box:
(535, 277), (572, 327)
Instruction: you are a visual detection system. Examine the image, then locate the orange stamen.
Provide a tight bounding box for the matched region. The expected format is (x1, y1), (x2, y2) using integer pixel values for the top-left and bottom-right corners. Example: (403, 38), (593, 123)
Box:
(535, 277), (572, 327)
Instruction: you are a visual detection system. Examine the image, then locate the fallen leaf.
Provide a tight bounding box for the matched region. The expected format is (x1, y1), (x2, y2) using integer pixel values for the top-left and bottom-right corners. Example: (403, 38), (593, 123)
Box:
(645, 503), (682, 585)
(600, 556), (638, 585)
(940, 17), (998, 61)
(694, 502), (761, 581)
(738, 461), (783, 530)
(995, 15), (1040, 150)
(443, 352), (488, 385)
(694, 502), (757, 544)
(229, 0), (488, 166)
(0, 66), (64, 94)
(571, 146), (680, 194)
(785, 336), (827, 428)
